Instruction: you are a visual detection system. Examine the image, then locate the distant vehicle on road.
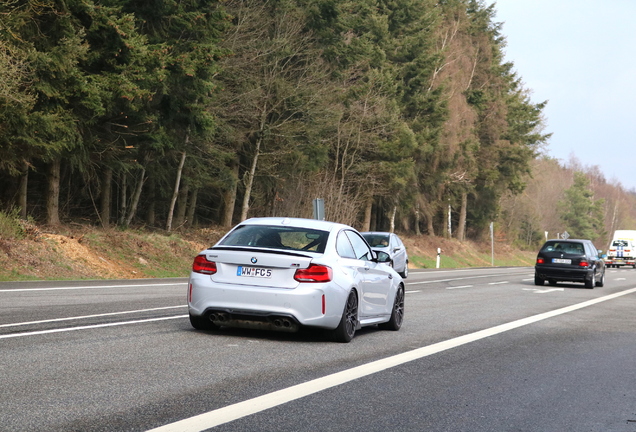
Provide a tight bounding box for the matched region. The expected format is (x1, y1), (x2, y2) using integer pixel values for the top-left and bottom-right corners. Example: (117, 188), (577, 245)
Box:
(361, 231), (409, 278)
(605, 230), (636, 268)
(534, 239), (605, 288)
(188, 217), (405, 342)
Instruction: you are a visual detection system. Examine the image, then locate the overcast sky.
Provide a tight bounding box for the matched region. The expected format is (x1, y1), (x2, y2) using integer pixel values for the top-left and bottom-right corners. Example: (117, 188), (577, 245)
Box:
(493, 0), (636, 190)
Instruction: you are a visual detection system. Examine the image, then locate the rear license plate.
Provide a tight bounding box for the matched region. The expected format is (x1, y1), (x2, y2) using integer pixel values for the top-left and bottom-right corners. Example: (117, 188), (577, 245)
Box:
(552, 258), (571, 264)
(237, 266), (272, 278)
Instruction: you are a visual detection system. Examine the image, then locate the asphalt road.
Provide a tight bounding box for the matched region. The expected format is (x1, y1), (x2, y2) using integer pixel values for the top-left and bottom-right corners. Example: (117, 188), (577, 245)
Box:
(2, 267), (636, 432)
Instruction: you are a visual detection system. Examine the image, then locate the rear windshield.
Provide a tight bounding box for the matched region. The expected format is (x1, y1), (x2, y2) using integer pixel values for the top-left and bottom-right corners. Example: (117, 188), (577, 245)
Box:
(362, 234), (390, 248)
(219, 225), (329, 253)
(612, 239), (629, 247)
(540, 241), (585, 255)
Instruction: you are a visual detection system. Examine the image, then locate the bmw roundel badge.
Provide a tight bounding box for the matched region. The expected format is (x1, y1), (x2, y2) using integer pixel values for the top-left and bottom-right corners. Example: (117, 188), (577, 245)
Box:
(251, 257), (258, 264)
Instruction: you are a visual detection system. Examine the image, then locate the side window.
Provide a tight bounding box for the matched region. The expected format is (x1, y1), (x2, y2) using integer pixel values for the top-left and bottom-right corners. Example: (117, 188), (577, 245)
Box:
(336, 232), (356, 259)
(345, 230), (373, 261)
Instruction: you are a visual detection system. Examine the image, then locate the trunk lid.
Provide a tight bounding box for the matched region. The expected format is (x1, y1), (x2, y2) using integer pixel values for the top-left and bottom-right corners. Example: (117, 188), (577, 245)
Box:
(204, 247), (314, 289)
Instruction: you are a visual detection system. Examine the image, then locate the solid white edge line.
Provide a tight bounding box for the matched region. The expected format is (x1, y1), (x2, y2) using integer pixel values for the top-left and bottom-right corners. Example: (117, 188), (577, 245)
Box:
(0, 282), (188, 293)
(146, 287), (636, 432)
(0, 305), (187, 328)
(0, 315), (188, 339)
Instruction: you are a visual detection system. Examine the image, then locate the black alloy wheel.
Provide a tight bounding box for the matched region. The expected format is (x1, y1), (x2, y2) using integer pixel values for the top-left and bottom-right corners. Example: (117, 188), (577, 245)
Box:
(333, 290), (358, 343)
(379, 286), (405, 331)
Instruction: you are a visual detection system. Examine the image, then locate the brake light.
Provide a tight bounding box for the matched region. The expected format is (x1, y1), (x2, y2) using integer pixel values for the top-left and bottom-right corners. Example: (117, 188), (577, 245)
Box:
(625, 249), (631, 253)
(294, 264), (333, 282)
(536, 258), (544, 264)
(579, 261), (589, 267)
(193, 255), (217, 274)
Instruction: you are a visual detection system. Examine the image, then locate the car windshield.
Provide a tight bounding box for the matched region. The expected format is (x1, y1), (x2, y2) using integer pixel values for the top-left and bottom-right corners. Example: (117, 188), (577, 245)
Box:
(219, 225), (329, 253)
(362, 234), (390, 248)
(541, 241), (584, 255)
(612, 240), (629, 247)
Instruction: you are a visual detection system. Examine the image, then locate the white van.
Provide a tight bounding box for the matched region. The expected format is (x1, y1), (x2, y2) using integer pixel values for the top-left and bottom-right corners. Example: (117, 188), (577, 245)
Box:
(606, 230), (636, 268)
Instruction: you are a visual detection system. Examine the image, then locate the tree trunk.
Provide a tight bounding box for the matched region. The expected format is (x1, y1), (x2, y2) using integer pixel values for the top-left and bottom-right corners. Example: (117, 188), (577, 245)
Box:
(146, 177), (156, 226)
(125, 167), (146, 227)
(46, 158), (61, 225)
(118, 171), (127, 226)
(185, 188), (198, 228)
(174, 182), (189, 228)
(361, 196), (373, 232)
(240, 136), (262, 222)
(221, 159), (239, 227)
(422, 199), (435, 236)
(389, 205), (397, 233)
(100, 167), (112, 228)
(414, 202), (421, 236)
(18, 161), (28, 219)
(457, 191), (467, 241)
(166, 151), (187, 232)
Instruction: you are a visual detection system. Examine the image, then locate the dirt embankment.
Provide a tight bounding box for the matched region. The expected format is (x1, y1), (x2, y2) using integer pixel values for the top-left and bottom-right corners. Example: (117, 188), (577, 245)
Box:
(0, 225), (535, 281)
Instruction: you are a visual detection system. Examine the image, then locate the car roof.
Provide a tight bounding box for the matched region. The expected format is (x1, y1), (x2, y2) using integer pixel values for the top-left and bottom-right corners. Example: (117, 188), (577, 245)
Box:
(361, 231), (394, 235)
(241, 217), (350, 232)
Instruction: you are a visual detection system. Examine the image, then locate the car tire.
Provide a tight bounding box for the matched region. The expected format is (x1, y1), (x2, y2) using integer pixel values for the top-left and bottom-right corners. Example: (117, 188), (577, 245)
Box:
(534, 275), (545, 286)
(189, 313), (219, 331)
(585, 272), (595, 289)
(399, 263), (408, 279)
(332, 290), (358, 343)
(379, 286), (404, 331)
(595, 271), (605, 287)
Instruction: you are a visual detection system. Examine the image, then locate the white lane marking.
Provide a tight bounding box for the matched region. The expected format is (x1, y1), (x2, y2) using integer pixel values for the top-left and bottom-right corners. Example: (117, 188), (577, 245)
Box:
(0, 315), (187, 339)
(0, 282), (188, 293)
(145, 287), (636, 432)
(0, 305), (187, 328)
(407, 274), (502, 285)
(489, 281), (508, 285)
(405, 290), (421, 294)
(523, 288), (565, 294)
(522, 278), (534, 281)
(412, 268), (530, 275)
(616, 278), (627, 281)
(446, 285), (473, 290)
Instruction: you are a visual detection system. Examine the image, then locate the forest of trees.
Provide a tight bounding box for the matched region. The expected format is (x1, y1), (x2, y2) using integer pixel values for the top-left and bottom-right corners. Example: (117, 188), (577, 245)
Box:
(1, 0), (635, 248)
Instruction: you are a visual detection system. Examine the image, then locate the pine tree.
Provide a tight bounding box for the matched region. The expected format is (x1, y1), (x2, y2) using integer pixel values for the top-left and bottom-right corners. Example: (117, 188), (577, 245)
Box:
(559, 172), (606, 241)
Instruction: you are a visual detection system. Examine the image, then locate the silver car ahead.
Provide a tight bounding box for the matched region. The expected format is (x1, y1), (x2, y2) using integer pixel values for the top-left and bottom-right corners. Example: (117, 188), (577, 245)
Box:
(361, 232), (409, 278)
(188, 217), (405, 342)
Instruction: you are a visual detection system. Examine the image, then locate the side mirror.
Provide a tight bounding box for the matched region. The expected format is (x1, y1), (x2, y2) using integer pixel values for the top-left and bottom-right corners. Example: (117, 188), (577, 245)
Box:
(376, 251), (391, 263)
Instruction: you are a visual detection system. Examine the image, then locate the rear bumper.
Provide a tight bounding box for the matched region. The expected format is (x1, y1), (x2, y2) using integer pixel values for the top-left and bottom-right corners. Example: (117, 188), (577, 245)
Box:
(535, 266), (591, 283)
(605, 257), (635, 265)
(188, 272), (346, 330)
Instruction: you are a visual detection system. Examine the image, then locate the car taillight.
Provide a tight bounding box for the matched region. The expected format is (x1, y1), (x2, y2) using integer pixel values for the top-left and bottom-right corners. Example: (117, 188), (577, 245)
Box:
(579, 261), (589, 267)
(536, 258), (544, 264)
(193, 255), (217, 274)
(625, 249), (631, 253)
(294, 264), (332, 282)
